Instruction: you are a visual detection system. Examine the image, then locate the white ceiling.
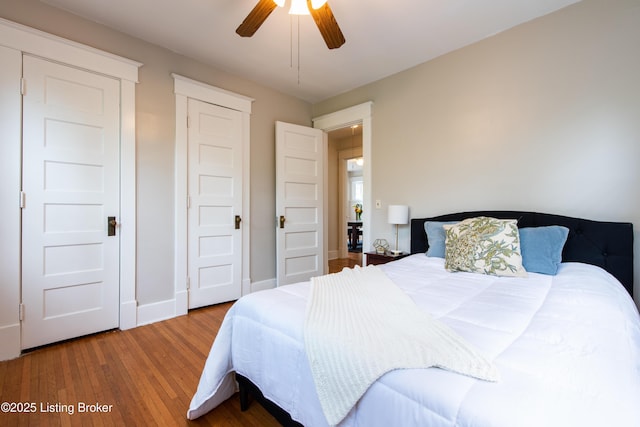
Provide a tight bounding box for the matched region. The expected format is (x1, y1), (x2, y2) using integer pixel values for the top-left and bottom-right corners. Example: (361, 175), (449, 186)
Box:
(42, 0), (580, 103)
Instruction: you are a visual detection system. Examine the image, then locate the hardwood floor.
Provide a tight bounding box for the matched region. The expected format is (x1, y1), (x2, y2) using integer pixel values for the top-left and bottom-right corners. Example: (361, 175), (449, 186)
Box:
(328, 253), (362, 273)
(0, 303), (280, 427)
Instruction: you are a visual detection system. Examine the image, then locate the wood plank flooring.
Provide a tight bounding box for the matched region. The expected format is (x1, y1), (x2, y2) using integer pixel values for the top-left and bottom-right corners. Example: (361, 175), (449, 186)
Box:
(328, 253), (362, 273)
(0, 302), (279, 427)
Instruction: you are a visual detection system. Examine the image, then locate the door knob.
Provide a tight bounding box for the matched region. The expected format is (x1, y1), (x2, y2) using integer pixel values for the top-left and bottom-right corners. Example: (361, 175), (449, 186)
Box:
(235, 215), (242, 230)
(107, 216), (117, 236)
(279, 215), (285, 229)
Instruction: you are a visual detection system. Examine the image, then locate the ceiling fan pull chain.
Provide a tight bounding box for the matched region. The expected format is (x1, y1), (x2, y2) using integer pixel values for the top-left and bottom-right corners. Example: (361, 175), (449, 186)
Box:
(297, 16), (301, 85)
(289, 15), (301, 85)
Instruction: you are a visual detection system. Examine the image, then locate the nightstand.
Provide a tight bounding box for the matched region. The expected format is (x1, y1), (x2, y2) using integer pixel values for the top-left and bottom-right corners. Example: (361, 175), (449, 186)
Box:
(365, 251), (409, 266)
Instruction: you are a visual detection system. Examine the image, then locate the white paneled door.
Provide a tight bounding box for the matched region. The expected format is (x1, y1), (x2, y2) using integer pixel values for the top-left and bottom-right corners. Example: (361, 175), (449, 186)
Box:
(21, 55), (121, 349)
(187, 98), (243, 309)
(276, 121), (325, 286)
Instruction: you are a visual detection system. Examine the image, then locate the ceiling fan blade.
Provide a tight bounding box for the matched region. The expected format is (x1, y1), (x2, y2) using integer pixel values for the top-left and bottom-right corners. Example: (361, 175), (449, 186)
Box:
(236, 0), (278, 37)
(307, 1), (345, 49)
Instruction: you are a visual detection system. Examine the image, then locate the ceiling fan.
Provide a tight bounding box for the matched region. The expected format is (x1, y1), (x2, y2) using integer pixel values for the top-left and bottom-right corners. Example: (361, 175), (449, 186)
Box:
(236, 0), (346, 49)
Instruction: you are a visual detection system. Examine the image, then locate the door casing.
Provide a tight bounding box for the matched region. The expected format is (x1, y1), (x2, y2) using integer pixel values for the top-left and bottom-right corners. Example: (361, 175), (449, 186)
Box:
(0, 18), (139, 361)
(313, 102), (374, 263)
(173, 74), (253, 316)
(187, 98), (244, 308)
(21, 55), (121, 349)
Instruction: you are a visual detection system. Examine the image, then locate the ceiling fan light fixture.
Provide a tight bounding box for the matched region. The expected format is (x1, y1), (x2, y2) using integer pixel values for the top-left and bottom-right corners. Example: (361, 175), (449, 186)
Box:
(310, 0), (328, 9)
(237, 0), (345, 49)
(289, 0), (310, 15)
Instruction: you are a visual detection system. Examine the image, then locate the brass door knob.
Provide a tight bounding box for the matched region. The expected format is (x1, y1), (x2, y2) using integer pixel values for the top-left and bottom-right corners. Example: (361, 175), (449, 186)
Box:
(107, 216), (117, 236)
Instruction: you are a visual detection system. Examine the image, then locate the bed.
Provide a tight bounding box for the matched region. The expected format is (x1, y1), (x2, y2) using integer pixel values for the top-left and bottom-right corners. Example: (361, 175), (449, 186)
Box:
(188, 211), (640, 427)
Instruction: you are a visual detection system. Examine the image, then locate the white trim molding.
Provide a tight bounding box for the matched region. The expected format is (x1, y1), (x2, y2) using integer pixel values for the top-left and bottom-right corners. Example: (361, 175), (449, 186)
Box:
(173, 74), (254, 317)
(0, 17), (141, 82)
(173, 74), (253, 113)
(137, 299), (178, 326)
(118, 78), (139, 330)
(313, 102), (373, 256)
(0, 45), (22, 361)
(0, 18), (140, 360)
(313, 102), (373, 131)
(250, 278), (277, 293)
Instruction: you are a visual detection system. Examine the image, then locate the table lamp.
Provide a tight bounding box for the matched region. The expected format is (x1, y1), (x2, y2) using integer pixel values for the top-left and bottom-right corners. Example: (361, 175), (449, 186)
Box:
(388, 205), (409, 255)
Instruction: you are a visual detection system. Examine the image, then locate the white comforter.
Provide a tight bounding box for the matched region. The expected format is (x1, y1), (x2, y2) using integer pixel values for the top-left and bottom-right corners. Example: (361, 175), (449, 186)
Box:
(306, 265), (498, 425)
(188, 255), (640, 427)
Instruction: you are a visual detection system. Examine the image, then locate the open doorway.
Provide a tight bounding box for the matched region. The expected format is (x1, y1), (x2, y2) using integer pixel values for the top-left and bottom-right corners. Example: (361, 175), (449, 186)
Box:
(327, 124), (363, 272)
(313, 101), (373, 273)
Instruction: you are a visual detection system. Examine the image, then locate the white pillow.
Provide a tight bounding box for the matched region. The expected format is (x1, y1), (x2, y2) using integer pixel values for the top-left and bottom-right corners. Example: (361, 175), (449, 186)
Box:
(444, 217), (527, 277)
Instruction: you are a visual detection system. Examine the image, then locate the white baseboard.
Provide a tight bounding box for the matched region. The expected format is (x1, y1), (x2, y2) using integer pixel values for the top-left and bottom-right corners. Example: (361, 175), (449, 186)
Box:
(242, 278), (251, 296)
(130, 278), (284, 329)
(251, 278), (276, 292)
(175, 290), (188, 317)
(120, 299), (137, 330)
(0, 323), (20, 361)
(137, 298), (177, 326)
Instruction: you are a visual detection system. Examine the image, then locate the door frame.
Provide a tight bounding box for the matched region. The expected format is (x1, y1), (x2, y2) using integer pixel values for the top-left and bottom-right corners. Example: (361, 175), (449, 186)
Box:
(0, 18), (140, 361)
(313, 102), (373, 261)
(173, 74), (253, 316)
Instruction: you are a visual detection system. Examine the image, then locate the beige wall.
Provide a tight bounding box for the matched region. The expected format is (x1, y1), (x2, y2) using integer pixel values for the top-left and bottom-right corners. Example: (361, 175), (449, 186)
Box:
(0, 0), (312, 305)
(314, 0), (640, 305)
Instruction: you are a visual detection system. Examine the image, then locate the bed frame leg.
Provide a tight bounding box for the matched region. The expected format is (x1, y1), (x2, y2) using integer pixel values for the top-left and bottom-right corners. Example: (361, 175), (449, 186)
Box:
(237, 375), (250, 411)
(235, 373), (304, 426)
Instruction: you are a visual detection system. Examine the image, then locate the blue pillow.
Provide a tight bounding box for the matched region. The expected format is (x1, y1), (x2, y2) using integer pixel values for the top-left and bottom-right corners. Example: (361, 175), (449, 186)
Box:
(519, 226), (569, 275)
(424, 221), (457, 258)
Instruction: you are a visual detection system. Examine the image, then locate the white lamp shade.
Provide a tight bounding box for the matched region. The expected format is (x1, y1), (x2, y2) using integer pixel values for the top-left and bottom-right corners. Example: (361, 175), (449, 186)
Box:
(388, 205), (409, 225)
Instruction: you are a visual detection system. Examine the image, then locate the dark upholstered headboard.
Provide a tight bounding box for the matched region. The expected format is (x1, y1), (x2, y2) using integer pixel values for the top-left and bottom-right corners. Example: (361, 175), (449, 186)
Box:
(410, 211), (634, 296)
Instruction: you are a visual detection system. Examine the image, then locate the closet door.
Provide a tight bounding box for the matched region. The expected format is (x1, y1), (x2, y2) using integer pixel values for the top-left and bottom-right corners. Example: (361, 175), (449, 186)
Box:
(21, 55), (121, 349)
(187, 98), (243, 308)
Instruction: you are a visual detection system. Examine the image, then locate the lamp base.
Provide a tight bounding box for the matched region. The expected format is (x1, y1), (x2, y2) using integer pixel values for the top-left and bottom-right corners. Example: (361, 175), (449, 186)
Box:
(389, 249), (402, 256)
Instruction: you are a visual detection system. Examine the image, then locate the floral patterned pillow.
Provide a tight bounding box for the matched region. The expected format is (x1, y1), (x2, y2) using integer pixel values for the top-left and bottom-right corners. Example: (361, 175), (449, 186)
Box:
(443, 217), (527, 277)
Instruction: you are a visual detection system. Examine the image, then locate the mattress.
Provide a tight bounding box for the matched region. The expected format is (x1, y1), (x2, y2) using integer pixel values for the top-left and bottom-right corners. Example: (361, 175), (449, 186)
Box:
(188, 254), (640, 426)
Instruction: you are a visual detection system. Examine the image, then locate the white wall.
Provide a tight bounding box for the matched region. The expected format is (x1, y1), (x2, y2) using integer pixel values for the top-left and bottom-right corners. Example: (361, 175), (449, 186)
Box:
(313, 0), (640, 306)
